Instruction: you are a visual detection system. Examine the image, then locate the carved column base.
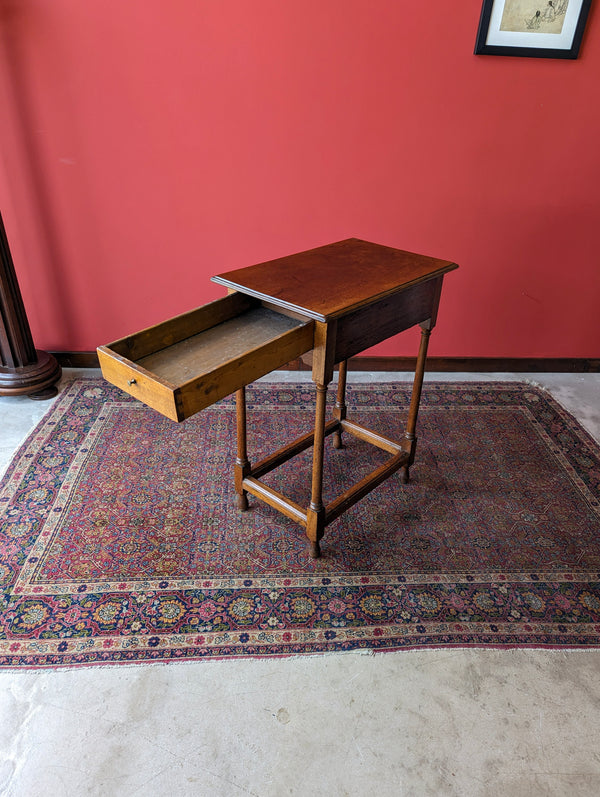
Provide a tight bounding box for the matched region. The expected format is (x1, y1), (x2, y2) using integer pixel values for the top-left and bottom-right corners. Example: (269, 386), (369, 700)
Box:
(0, 349), (61, 399)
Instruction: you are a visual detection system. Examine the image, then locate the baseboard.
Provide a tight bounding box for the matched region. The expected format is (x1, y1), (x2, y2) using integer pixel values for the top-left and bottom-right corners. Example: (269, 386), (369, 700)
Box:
(53, 351), (102, 368)
(53, 351), (600, 373)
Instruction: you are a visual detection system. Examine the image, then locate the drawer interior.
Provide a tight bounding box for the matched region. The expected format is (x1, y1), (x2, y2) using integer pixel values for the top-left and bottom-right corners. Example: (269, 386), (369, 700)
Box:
(137, 306), (304, 384)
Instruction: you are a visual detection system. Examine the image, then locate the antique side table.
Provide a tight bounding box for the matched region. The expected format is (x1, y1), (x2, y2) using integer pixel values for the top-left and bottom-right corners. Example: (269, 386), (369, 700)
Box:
(98, 238), (458, 557)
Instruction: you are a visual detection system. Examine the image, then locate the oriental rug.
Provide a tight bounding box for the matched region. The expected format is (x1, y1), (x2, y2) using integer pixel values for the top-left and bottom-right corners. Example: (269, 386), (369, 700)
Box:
(1, 379), (600, 668)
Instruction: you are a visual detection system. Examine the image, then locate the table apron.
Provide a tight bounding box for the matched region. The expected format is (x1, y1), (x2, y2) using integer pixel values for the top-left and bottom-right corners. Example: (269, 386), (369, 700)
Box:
(333, 276), (443, 363)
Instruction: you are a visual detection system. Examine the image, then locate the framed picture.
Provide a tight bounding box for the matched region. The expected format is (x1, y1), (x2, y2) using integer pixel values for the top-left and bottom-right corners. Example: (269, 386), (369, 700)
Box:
(475, 0), (592, 58)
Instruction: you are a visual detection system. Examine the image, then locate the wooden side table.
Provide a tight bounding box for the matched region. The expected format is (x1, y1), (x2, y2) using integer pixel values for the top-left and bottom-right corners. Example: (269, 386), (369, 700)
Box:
(98, 238), (457, 558)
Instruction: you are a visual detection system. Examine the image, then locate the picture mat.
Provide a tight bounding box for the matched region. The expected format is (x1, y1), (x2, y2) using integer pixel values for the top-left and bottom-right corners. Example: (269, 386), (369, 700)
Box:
(486, 0), (582, 48)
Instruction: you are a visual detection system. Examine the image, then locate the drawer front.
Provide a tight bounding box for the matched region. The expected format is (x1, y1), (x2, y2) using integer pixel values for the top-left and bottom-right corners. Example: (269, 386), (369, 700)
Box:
(97, 347), (181, 421)
(98, 296), (314, 422)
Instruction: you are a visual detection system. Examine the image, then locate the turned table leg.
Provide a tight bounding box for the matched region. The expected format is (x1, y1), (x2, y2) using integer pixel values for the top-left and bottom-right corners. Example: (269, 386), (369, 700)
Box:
(235, 387), (251, 510)
(332, 360), (348, 449)
(306, 382), (328, 558)
(401, 325), (431, 484)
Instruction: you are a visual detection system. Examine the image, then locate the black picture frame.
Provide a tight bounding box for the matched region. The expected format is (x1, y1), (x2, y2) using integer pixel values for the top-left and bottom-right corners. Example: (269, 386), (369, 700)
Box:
(475, 0), (592, 58)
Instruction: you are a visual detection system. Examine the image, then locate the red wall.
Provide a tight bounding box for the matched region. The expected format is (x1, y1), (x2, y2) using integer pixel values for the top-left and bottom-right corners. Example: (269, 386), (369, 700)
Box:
(1, 1), (599, 357)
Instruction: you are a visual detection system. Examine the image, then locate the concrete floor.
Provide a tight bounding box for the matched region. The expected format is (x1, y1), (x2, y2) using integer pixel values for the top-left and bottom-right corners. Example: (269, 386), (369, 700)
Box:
(1, 370), (599, 797)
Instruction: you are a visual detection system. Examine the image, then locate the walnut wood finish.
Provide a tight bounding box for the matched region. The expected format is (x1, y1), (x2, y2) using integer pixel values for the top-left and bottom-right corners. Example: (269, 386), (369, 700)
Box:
(98, 238), (458, 558)
(212, 238), (456, 322)
(215, 239), (457, 557)
(400, 325), (431, 484)
(235, 387), (251, 511)
(306, 383), (329, 557)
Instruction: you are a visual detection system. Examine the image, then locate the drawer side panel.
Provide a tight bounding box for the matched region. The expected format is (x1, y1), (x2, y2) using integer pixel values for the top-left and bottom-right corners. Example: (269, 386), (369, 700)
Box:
(109, 292), (258, 362)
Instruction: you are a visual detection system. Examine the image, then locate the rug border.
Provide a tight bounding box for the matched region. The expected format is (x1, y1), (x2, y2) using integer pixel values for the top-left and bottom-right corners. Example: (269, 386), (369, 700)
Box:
(2, 378), (600, 669)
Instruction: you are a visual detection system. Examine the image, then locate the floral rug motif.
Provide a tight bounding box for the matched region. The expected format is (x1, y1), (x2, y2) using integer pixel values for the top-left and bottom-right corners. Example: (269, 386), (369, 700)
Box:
(1, 379), (600, 668)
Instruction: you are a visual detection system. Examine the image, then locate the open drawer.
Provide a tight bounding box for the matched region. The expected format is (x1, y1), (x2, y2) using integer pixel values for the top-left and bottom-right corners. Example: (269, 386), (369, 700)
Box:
(97, 292), (314, 422)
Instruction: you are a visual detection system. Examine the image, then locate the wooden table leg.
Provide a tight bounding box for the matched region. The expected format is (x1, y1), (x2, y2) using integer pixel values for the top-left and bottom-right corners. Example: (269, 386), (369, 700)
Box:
(306, 382), (328, 558)
(235, 387), (251, 510)
(332, 360), (347, 449)
(401, 325), (431, 484)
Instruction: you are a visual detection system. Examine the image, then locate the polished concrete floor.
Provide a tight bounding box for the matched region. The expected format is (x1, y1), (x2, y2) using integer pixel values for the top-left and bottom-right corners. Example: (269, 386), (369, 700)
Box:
(1, 370), (599, 797)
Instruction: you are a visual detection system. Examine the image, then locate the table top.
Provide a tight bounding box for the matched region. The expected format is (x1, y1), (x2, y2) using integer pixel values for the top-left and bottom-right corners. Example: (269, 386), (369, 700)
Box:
(212, 238), (458, 322)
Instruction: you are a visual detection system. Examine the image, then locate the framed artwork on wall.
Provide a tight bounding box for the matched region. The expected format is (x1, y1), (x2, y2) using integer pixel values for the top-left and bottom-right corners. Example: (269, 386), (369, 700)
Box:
(475, 0), (592, 58)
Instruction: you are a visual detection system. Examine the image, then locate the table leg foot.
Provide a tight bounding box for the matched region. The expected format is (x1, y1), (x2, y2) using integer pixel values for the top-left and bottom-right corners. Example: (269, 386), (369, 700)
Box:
(309, 540), (321, 558)
(400, 465), (410, 484)
(237, 492), (249, 511)
(332, 430), (344, 450)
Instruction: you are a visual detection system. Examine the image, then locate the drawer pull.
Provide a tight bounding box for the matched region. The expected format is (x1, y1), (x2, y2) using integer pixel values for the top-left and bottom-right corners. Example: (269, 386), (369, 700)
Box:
(127, 378), (137, 386)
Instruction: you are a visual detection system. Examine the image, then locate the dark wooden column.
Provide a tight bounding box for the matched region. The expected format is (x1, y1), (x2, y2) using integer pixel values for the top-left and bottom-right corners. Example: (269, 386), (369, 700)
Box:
(0, 212), (61, 399)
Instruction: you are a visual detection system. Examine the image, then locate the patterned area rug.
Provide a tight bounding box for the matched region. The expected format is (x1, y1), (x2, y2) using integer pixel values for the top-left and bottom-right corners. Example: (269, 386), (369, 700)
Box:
(1, 379), (600, 668)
